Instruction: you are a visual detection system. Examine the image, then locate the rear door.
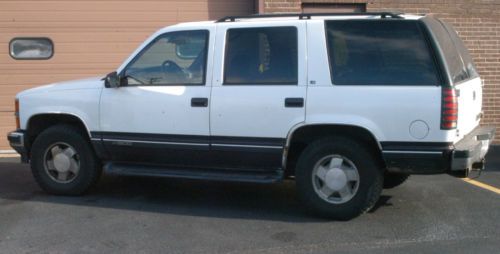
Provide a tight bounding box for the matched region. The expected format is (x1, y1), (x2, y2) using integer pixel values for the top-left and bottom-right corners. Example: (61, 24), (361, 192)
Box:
(423, 17), (482, 140)
(209, 21), (307, 170)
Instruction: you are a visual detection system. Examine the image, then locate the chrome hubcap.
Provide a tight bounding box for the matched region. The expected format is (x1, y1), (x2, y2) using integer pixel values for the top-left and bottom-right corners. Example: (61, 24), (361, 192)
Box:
(44, 142), (80, 183)
(312, 155), (360, 204)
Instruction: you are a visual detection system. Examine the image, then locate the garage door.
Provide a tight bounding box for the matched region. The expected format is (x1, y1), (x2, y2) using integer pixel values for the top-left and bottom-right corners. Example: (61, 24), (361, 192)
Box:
(0, 0), (254, 150)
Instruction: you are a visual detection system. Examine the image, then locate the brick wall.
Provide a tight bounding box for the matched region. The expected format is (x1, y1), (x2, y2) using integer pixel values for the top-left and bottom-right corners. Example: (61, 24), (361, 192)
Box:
(264, 0), (500, 143)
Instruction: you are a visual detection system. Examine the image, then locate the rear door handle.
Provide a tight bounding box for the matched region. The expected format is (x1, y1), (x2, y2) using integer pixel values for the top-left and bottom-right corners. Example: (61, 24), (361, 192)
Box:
(191, 97), (208, 107)
(284, 98), (304, 108)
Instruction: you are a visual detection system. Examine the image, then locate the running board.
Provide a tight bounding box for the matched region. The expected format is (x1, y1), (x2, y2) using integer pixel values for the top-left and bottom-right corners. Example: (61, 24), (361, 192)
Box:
(104, 163), (284, 183)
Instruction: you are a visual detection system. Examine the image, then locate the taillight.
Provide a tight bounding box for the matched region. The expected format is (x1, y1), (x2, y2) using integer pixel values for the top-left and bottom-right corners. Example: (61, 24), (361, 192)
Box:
(441, 88), (458, 129)
(15, 99), (20, 129)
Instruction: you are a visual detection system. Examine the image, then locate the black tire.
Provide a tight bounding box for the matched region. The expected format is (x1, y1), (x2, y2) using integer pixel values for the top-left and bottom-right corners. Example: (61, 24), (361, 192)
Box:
(30, 124), (102, 195)
(295, 136), (383, 220)
(383, 173), (410, 189)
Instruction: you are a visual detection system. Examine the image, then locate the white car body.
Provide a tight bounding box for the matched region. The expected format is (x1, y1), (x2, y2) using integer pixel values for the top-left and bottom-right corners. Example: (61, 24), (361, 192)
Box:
(10, 13), (494, 177)
(8, 12), (496, 219)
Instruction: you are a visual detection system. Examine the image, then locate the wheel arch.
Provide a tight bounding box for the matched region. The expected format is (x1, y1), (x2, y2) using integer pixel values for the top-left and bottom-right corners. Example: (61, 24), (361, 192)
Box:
(25, 113), (92, 149)
(283, 123), (384, 176)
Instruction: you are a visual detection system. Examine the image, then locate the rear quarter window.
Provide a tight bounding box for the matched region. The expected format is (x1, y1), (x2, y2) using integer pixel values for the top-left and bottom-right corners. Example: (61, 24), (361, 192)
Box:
(325, 20), (440, 86)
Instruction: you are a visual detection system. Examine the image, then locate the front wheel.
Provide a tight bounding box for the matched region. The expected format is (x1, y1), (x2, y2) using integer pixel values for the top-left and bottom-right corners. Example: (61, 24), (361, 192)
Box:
(30, 125), (102, 195)
(295, 137), (383, 220)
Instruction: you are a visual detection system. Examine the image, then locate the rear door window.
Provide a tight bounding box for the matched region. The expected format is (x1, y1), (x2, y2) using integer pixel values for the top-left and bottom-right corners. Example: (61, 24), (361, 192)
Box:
(224, 27), (298, 85)
(325, 20), (440, 86)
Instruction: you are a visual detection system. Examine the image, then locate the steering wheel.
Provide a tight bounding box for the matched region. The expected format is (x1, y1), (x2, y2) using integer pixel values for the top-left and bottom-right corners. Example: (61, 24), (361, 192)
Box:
(162, 60), (183, 75)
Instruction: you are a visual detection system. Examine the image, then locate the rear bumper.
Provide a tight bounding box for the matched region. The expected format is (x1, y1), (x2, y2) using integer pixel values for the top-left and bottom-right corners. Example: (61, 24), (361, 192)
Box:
(382, 126), (495, 175)
(7, 130), (29, 163)
(451, 126), (495, 172)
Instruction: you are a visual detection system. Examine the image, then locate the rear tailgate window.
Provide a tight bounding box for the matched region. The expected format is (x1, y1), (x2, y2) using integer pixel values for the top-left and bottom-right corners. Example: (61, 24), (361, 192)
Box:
(422, 17), (479, 85)
(442, 22), (479, 81)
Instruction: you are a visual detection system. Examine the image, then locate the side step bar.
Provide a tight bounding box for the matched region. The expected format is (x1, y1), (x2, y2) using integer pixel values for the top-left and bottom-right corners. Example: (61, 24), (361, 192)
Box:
(104, 163), (284, 184)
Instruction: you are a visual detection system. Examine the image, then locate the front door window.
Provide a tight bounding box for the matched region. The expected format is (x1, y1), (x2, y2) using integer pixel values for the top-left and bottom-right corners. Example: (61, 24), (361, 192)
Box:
(123, 30), (208, 86)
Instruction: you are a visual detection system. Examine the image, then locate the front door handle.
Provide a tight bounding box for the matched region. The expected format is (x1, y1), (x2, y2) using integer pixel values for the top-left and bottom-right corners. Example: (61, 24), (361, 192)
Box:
(284, 98), (304, 108)
(191, 97), (208, 107)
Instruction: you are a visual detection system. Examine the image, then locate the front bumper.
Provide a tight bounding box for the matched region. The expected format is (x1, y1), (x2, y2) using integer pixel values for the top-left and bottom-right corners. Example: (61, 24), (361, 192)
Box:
(451, 126), (496, 175)
(7, 130), (29, 163)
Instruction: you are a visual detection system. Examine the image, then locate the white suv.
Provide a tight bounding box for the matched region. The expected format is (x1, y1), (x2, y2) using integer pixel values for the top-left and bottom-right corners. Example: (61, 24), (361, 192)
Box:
(8, 12), (495, 219)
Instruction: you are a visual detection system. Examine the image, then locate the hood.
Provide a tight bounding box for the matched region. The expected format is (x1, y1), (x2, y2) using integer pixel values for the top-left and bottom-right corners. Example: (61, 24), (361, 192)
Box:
(17, 76), (104, 97)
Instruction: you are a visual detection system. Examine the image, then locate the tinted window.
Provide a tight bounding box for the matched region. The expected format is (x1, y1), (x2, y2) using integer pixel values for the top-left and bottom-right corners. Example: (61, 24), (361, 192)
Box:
(10, 38), (53, 60)
(422, 17), (469, 84)
(176, 36), (206, 59)
(224, 27), (298, 85)
(442, 21), (479, 81)
(123, 30), (208, 86)
(326, 20), (440, 86)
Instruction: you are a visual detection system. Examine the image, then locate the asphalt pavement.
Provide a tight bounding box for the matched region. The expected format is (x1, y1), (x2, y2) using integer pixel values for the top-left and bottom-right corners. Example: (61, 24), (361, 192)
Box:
(0, 148), (499, 254)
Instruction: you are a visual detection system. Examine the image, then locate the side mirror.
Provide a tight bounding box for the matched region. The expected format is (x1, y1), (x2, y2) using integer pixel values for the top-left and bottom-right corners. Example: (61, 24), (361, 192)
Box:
(104, 71), (120, 88)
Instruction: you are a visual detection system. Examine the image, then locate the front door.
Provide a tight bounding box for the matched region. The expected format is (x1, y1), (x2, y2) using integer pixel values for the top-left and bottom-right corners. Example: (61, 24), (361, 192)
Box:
(209, 22), (307, 170)
(99, 28), (214, 166)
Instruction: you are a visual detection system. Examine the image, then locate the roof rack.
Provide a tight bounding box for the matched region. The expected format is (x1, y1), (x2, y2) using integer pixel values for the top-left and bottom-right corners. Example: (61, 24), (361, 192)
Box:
(216, 12), (404, 22)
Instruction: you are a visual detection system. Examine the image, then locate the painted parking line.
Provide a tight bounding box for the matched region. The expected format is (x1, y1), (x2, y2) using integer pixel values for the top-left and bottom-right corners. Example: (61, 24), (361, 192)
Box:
(463, 178), (500, 195)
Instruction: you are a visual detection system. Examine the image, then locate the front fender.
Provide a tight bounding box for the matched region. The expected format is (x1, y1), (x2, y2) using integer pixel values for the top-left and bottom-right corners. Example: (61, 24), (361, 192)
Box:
(19, 88), (102, 133)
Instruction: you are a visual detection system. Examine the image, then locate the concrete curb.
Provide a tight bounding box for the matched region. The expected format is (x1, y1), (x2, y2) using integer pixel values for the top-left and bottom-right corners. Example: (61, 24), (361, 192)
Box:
(0, 156), (20, 163)
(0, 152), (20, 163)
(0, 149), (17, 154)
(0, 153), (19, 157)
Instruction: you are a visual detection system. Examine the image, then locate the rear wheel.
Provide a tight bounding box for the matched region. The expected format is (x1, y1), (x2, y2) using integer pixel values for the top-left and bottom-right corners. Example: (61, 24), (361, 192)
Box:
(30, 125), (101, 195)
(295, 137), (383, 220)
(383, 173), (410, 189)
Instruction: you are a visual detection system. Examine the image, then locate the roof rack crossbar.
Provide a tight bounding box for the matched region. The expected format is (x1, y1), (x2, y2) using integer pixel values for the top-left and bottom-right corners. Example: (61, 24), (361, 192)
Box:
(216, 12), (404, 22)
